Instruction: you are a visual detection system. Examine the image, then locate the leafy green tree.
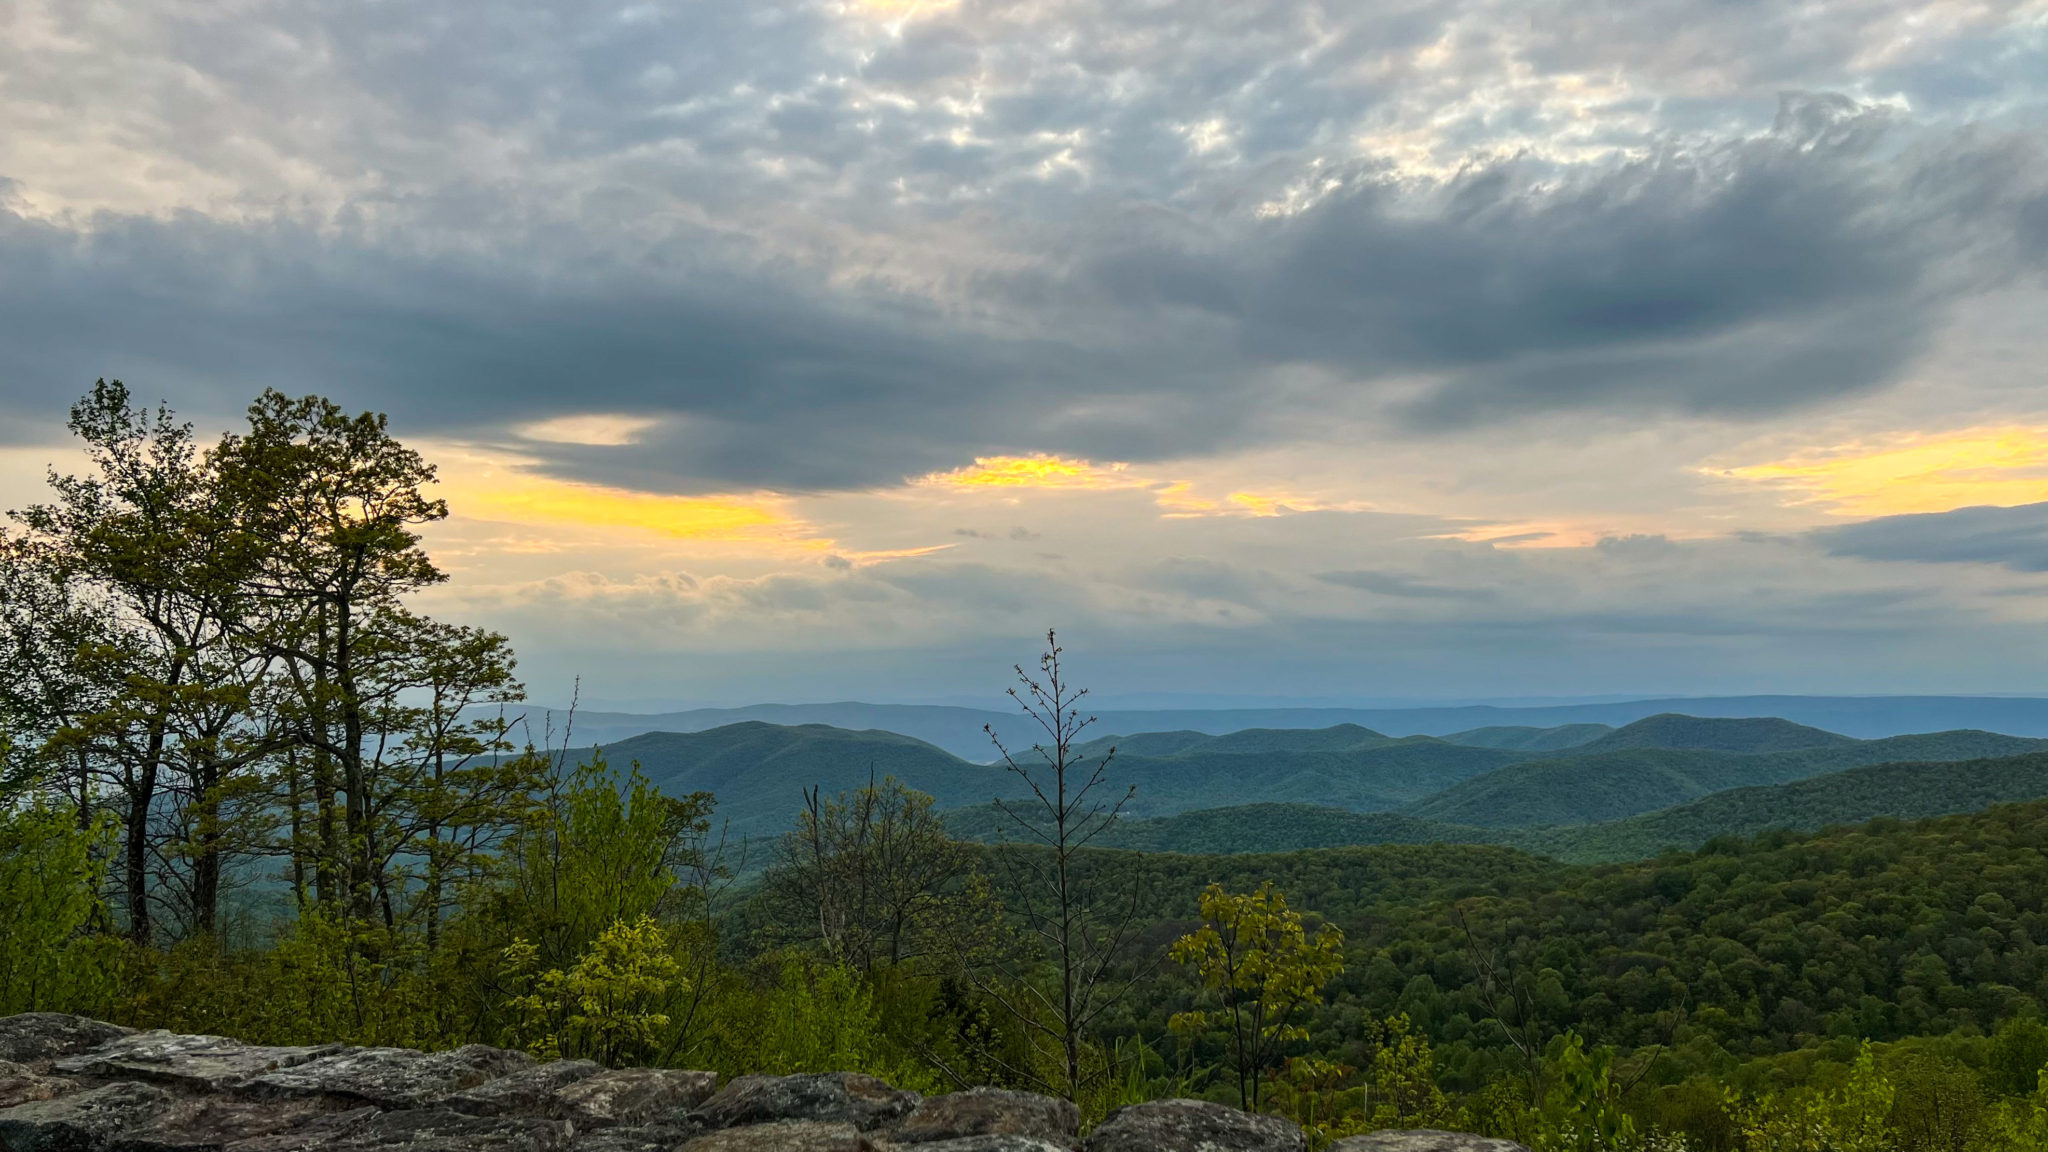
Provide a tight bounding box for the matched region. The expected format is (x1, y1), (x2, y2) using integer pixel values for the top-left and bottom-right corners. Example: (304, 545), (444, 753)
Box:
(1170, 881), (1346, 1111)
(1533, 1032), (1639, 1152)
(14, 381), (270, 941)
(766, 774), (987, 971)
(1989, 1017), (2048, 1097)
(0, 804), (118, 1014)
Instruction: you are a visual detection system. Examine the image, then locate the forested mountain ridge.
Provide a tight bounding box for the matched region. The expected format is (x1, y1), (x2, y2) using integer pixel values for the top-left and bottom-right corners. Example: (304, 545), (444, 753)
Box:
(1075, 798), (2048, 1081)
(1575, 712), (1854, 753)
(1520, 749), (2048, 862)
(592, 723), (1008, 839)
(1441, 723), (1612, 751)
(1406, 728), (2048, 827)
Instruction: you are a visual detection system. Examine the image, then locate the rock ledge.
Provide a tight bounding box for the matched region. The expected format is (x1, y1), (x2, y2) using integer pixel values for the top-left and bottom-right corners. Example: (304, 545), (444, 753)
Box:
(0, 1015), (1518, 1152)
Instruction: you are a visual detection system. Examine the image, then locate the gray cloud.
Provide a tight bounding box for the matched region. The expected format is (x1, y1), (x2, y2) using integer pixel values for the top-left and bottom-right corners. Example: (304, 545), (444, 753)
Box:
(1317, 570), (1495, 600)
(0, 0), (2042, 492)
(1815, 503), (2048, 572)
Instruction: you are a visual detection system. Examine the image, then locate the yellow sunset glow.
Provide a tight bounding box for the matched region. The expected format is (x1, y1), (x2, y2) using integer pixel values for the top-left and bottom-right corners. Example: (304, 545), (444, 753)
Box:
(920, 454), (1140, 491)
(921, 454), (1357, 520)
(1723, 426), (2048, 516)
(429, 444), (822, 548)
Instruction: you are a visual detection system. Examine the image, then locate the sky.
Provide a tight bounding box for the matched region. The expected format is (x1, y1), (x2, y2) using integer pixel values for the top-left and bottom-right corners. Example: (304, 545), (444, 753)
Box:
(2, 0), (2047, 708)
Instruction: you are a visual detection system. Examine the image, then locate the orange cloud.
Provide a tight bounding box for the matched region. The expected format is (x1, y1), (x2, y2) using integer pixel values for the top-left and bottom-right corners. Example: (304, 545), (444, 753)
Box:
(1721, 426), (2048, 516)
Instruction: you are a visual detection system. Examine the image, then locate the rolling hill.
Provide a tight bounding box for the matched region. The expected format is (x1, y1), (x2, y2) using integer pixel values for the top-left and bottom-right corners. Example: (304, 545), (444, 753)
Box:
(945, 801), (1505, 854)
(1576, 713), (1853, 753)
(1442, 723), (1612, 751)
(1407, 728), (2048, 828)
(602, 721), (1519, 839)
(595, 723), (1015, 839)
(1520, 751), (2048, 862)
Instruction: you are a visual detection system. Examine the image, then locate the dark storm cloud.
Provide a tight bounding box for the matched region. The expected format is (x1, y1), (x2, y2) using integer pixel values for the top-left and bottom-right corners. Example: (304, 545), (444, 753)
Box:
(1815, 503), (2048, 573)
(1083, 96), (2043, 426)
(1, 1), (2043, 489)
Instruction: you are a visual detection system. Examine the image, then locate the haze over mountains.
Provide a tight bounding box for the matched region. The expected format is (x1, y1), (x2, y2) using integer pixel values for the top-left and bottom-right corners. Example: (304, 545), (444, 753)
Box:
(558, 701), (2048, 869)
(505, 695), (2048, 762)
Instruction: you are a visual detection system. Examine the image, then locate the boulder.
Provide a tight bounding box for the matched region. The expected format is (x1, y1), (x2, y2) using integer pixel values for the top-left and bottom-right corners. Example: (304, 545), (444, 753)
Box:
(690, 1075), (917, 1133)
(909, 1131), (1081, 1139)
(242, 1048), (533, 1110)
(104, 1096), (340, 1152)
(890, 1089), (1076, 1147)
(0, 1081), (176, 1152)
(1327, 1134), (1530, 1152)
(680, 1121), (872, 1150)
(439, 1065), (603, 1119)
(55, 1033), (345, 1093)
(560, 1124), (697, 1152)
(1082, 1100), (1306, 1152)
(0, 1017), (134, 1066)
(0, 1062), (69, 1110)
(225, 1110), (567, 1152)
(555, 1071), (717, 1128)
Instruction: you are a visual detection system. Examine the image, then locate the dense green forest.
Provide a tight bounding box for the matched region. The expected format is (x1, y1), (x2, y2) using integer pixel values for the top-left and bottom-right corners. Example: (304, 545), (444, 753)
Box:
(9, 384), (2048, 1151)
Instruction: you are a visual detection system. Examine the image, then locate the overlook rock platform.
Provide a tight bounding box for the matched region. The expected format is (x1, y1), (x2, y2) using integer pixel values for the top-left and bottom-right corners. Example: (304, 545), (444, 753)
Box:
(0, 1014), (1524, 1152)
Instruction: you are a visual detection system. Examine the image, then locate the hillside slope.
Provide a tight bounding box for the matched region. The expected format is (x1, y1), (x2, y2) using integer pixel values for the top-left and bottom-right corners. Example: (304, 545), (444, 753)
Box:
(1578, 713), (1854, 753)
(1409, 730), (2048, 828)
(1521, 751), (2048, 862)
(599, 723), (1013, 838)
(945, 801), (1507, 854)
(1444, 724), (1612, 751)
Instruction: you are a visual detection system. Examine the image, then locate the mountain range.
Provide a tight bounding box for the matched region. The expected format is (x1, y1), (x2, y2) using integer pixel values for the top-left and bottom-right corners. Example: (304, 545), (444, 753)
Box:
(495, 695), (2048, 761)
(586, 711), (2048, 853)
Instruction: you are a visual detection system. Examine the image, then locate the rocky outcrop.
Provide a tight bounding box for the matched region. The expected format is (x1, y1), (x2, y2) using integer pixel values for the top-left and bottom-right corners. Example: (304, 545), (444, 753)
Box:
(0, 1014), (1506, 1152)
(891, 1088), (1077, 1148)
(1082, 1099), (1307, 1152)
(1328, 1133), (1531, 1152)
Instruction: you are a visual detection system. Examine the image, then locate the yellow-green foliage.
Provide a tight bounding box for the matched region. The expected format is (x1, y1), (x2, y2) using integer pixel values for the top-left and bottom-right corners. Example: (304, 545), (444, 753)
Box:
(1535, 1032), (1640, 1152)
(1170, 881), (1346, 1111)
(0, 806), (119, 1016)
(503, 915), (687, 1067)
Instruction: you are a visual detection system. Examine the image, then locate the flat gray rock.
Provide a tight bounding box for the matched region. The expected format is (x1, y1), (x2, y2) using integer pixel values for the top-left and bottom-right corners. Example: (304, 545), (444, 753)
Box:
(0, 1017), (135, 1066)
(909, 1131), (1081, 1139)
(892, 1089), (1076, 1147)
(439, 1064), (603, 1119)
(562, 1123), (697, 1152)
(55, 1033), (344, 1093)
(690, 1075), (917, 1133)
(104, 1096), (341, 1152)
(555, 1071), (717, 1128)
(1328, 1133), (1530, 1152)
(680, 1121), (872, 1151)
(0, 1081), (176, 1152)
(243, 1048), (533, 1109)
(224, 1110), (567, 1152)
(0, 1060), (70, 1110)
(1082, 1100), (1306, 1152)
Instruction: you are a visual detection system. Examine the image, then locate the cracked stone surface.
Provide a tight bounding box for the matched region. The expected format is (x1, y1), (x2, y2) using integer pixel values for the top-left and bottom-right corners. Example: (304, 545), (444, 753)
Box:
(0, 1018), (134, 1066)
(241, 1047), (535, 1110)
(0, 1062), (69, 1111)
(891, 1087), (1077, 1148)
(690, 1074), (919, 1133)
(1082, 1099), (1307, 1152)
(0, 1016), (1557, 1152)
(55, 1033), (345, 1093)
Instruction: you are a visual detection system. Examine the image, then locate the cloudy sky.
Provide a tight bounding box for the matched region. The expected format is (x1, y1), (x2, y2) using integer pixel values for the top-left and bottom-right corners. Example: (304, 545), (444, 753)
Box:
(3, 0), (2047, 708)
